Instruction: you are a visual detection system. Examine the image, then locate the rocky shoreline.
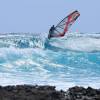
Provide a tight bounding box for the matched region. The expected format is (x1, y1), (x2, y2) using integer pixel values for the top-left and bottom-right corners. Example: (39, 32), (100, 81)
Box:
(0, 85), (100, 100)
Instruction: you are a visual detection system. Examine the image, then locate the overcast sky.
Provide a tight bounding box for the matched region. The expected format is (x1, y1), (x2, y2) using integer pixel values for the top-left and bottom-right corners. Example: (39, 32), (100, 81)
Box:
(0, 0), (99, 33)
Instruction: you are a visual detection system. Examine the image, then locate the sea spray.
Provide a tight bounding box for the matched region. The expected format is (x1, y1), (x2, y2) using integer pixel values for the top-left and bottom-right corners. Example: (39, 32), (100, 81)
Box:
(0, 32), (100, 90)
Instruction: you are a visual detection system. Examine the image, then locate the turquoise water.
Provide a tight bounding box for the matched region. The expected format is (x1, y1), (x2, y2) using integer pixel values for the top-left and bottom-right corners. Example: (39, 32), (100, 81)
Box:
(0, 32), (100, 90)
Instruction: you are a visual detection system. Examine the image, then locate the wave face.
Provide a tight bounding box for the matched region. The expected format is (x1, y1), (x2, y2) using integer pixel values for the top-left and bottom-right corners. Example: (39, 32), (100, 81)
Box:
(0, 32), (100, 90)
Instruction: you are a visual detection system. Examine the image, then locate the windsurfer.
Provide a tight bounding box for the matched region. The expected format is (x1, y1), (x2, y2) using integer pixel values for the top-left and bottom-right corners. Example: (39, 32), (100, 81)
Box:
(48, 10), (80, 39)
(48, 25), (55, 39)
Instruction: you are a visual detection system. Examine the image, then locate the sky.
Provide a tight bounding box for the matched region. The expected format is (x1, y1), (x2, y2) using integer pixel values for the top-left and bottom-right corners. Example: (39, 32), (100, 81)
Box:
(0, 0), (99, 33)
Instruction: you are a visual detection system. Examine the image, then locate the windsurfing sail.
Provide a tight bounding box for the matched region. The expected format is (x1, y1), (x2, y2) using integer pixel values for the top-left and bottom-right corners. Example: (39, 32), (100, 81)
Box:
(48, 10), (80, 38)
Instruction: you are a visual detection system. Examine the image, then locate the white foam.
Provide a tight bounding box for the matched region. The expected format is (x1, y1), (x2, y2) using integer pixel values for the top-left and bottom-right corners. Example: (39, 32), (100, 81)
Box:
(50, 33), (100, 52)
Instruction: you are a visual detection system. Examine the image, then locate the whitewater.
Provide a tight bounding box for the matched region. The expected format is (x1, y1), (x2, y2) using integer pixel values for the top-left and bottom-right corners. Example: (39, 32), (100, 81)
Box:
(0, 32), (100, 90)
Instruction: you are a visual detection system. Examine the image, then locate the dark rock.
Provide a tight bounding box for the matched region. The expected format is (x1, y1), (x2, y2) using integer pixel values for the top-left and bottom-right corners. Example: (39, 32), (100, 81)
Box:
(86, 87), (97, 96)
(0, 85), (100, 100)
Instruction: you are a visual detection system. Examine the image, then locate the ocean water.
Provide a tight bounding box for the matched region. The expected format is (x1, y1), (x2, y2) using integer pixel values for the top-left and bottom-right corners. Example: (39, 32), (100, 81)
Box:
(0, 32), (100, 90)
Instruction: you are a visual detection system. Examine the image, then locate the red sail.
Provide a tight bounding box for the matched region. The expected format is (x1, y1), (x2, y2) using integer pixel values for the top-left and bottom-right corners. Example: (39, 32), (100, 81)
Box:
(49, 10), (80, 38)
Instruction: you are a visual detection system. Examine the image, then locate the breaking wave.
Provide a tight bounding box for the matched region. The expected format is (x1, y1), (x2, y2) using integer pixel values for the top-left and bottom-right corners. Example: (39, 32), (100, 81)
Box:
(0, 32), (100, 90)
(48, 32), (100, 52)
(0, 32), (100, 52)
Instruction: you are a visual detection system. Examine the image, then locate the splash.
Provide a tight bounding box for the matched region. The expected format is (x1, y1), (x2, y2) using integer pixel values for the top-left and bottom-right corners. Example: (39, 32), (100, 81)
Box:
(0, 32), (100, 52)
(0, 32), (100, 90)
(48, 32), (100, 52)
(0, 33), (46, 48)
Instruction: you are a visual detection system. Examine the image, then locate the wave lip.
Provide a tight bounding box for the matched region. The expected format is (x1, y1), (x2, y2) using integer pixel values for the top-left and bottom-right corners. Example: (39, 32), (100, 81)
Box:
(0, 33), (45, 48)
